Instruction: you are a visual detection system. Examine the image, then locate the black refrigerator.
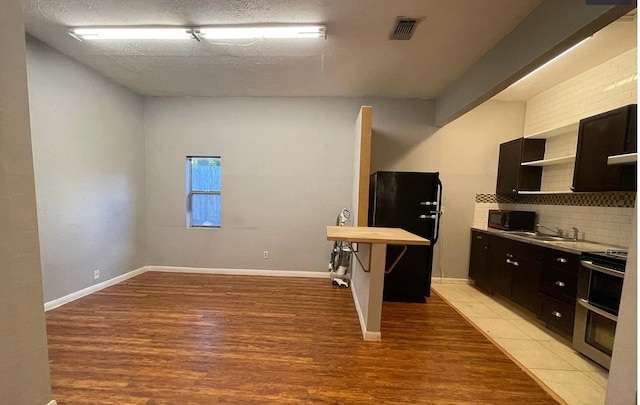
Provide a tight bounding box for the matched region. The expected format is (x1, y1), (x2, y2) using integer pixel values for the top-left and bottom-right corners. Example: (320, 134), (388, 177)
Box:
(368, 171), (442, 303)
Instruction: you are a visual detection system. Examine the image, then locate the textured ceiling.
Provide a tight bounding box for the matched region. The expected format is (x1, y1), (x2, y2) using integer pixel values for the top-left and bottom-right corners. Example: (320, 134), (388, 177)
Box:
(23, 0), (543, 98)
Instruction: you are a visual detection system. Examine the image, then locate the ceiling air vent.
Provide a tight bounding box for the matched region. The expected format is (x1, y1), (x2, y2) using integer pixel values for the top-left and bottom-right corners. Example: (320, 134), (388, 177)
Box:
(390, 17), (420, 40)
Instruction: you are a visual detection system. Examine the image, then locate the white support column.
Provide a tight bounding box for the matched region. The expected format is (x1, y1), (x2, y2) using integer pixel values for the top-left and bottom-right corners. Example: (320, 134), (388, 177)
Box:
(363, 243), (386, 341)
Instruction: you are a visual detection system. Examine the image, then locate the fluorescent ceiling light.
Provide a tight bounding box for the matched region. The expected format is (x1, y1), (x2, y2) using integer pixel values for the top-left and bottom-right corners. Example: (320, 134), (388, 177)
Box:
(198, 25), (326, 39)
(515, 37), (590, 83)
(70, 28), (193, 40)
(69, 25), (327, 41)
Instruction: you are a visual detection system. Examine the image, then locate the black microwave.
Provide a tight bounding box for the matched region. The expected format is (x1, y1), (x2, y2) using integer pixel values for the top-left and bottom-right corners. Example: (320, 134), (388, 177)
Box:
(488, 210), (536, 231)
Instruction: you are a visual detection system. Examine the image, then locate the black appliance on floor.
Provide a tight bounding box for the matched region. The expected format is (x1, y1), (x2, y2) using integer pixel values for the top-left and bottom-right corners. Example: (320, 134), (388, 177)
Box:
(368, 171), (443, 303)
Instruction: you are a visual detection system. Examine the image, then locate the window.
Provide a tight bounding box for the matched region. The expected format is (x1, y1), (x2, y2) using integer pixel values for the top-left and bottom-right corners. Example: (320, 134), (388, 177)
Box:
(186, 156), (221, 227)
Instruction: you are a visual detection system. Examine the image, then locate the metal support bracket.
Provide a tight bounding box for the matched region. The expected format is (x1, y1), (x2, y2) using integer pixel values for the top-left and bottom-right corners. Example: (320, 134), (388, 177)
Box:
(347, 242), (408, 274)
(385, 245), (407, 274)
(348, 241), (370, 272)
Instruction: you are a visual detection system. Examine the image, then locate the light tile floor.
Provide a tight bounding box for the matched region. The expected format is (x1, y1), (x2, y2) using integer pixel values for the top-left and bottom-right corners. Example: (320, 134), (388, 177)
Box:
(431, 282), (609, 405)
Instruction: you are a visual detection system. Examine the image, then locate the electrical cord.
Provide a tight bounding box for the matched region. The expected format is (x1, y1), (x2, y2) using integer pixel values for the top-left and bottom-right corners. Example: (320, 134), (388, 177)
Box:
(437, 206), (445, 280)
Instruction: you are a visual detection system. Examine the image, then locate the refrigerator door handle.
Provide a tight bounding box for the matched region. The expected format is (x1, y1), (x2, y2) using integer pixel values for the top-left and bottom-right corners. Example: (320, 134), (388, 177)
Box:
(429, 178), (443, 245)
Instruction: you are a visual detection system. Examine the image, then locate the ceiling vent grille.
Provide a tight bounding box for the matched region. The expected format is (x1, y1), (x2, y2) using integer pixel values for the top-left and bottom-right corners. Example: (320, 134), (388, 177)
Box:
(390, 17), (420, 40)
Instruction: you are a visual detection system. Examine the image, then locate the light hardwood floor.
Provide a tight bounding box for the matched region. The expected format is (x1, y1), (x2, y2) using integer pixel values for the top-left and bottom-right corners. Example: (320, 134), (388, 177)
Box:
(46, 272), (559, 404)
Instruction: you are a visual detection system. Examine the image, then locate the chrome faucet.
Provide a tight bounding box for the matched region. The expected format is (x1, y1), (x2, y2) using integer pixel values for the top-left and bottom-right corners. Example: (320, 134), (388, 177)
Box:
(537, 223), (563, 237)
(571, 227), (579, 241)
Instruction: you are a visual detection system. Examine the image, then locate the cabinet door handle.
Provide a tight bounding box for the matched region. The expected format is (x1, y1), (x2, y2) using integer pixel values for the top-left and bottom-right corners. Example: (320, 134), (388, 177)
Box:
(556, 258), (567, 263)
(551, 311), (562, 318)
(484, 246), (488, 250)
(506, 259), (512, 264)
(476, 235), (483, 239)
(554, 281), (566, 288)
(512, 261), (519, 267)
(506, 254), (513, 259)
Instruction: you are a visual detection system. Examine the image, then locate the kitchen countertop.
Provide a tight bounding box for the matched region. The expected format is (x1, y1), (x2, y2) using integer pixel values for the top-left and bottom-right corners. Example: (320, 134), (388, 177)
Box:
(471, 226), (627, 255)
(327, 226), (431, 245)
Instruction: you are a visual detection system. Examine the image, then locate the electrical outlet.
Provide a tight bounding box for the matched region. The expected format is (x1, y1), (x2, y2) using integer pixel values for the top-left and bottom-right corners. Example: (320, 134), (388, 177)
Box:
(263, 251), (269, 259)
(94, 270), (100, 280)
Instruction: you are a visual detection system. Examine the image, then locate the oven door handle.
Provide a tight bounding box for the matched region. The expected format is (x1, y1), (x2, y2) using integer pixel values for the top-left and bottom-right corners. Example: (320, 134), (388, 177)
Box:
(577, 298), (619, 322)
(580, 260), (625, 279)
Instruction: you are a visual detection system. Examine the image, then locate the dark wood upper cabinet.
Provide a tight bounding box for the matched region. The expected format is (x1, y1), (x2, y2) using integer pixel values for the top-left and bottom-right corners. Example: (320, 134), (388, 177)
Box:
(572, 104), (637, 192)
(496, 138), (546, 194)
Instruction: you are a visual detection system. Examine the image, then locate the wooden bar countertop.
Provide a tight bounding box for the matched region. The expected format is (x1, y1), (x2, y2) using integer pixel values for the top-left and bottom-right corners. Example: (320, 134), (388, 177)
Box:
(326, 226), (431, 246)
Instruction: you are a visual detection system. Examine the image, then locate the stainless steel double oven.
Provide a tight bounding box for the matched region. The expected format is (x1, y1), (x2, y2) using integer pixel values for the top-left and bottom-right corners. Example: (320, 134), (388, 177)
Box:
(573, 251), (627, 369)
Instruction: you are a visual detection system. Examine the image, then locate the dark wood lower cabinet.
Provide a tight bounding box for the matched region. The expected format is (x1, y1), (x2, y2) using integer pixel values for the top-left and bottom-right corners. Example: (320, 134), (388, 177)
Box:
(469, 231), (490, 289)
(469, 230), (580, 336)
(539, 266), (578, 304)
(487, 236), (512, 297)
(510, 256), (541, 313)
(538, 294), (576, 334)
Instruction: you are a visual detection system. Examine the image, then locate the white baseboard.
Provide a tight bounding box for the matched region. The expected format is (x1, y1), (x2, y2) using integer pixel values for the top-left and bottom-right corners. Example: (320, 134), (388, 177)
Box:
(364, 330), (382, 342)
(44, 266), (147, 312)
(431, 277), (471, 285)
(147, 266), (330, 278)
(350, 282), (381, 341)
(350, 283), (367, 339)
(44, 266), (329, 312)
(47, 400), (57, 405)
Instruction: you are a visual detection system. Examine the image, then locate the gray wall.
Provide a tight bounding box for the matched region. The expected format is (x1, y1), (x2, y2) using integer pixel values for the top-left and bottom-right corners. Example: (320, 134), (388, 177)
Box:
(373, 100), (527, 280)
(26, 37), (147, 302)
(0, 1), (52, 403)
(144, 97), (434, 272)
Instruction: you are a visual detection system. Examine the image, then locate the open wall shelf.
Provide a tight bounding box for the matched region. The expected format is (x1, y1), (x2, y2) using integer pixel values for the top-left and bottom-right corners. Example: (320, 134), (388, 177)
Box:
(524, 122), (579, 140)
(517, 190), (572, 195)
(521, 155), (576, 167)
(607, 152), (637, 165)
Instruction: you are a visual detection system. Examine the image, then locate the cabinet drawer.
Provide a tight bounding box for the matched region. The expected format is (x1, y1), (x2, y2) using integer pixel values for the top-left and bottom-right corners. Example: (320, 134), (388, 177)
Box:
(472, 231), (490, 247)
(540, 249), (579, 272)
(540, 266), (578, 304)
(538, 295), (575, 334)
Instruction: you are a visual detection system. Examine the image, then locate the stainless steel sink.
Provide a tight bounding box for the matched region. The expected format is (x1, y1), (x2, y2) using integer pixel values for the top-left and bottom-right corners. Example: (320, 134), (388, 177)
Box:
(506, 231), (573, 241)
(531, 235), (572, 241)
(508, 231), (537, 237)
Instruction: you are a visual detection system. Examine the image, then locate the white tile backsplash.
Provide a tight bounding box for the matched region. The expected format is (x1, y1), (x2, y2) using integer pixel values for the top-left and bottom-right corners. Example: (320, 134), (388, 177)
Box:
(524, 49), (637, 135)
(473, 202), (634, 248)
(540, 163), (574, 192)
(543, 133), (578, 159)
